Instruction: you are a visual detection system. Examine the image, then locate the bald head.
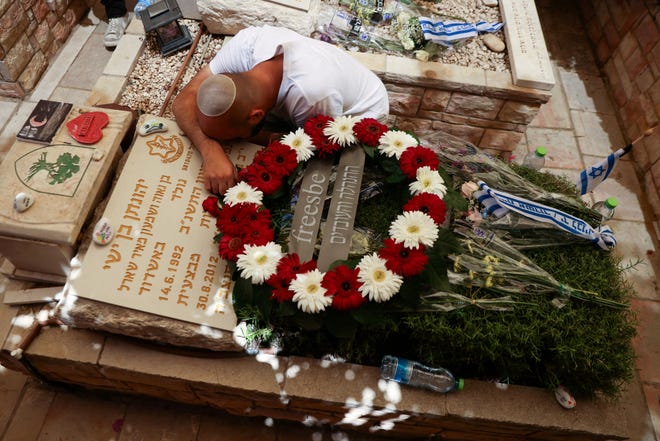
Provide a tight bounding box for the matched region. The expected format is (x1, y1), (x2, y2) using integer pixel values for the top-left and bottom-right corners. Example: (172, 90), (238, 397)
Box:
(196, 74), (237, 117)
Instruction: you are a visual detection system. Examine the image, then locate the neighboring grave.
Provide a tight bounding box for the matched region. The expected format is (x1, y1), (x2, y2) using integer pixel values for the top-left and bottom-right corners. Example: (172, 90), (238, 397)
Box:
(500, 0), (554, 90)
(0, 105), (132, 282)
(196, 0), (321, 36)
(59, 115), (261, 351)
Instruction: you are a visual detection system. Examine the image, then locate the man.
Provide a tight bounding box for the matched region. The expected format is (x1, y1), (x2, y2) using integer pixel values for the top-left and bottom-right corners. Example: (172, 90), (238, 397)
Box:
(102, 0), (130, 48)
(172, 25), (389, 195)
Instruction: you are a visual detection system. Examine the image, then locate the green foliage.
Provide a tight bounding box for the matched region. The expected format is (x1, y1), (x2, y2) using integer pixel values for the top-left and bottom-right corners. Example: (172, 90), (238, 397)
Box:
(235, 155), (637, 399)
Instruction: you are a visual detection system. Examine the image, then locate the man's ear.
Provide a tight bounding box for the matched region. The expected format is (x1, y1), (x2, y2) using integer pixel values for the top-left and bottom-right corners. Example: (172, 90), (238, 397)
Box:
(247, 108), (265, 125)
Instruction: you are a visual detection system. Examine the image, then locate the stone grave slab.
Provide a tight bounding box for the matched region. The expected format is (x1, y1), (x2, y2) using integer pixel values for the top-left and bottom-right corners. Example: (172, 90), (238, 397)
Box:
(500, 0), (554, 91)
(0, 105), (133, 280)
(197, 0), (321, 37)
(59, 115), (261, 351)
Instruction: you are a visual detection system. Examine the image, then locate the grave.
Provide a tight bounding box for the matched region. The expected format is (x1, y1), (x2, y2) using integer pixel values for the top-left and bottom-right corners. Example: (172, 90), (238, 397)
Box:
(0, 105), (133, 283)
(195, 0), (554, 153)
(57, 115), (261, 351)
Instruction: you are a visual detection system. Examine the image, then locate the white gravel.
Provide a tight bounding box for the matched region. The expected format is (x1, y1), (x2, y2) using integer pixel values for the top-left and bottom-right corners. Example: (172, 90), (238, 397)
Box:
(120, 1), (509, 115)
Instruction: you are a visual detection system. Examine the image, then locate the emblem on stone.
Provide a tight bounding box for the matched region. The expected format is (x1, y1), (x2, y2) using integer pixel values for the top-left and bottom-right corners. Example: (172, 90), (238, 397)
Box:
(93, 217), (114, 245)
(146, 135), (184, 163)
(13, 192), (34, 213)
(554, 385), (576, 409)
(66, 111), (109, 144)
(138, 119), (168, 136)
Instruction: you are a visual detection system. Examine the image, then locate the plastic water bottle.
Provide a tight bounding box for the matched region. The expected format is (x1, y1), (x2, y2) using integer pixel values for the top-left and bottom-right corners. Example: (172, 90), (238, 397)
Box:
(380, 355), (464, 393)
(522, 147), (547, 170)
(134, 0), (152, 17)
(592, 197), (618, 223)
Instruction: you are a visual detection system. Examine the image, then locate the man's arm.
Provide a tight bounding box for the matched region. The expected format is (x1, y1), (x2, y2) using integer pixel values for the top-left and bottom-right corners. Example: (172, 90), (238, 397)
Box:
(172, 65), (237, 195)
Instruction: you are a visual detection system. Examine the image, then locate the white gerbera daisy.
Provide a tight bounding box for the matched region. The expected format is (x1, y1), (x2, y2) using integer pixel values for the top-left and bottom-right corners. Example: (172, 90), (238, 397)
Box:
(223, 181), (263, 206)
(323, 115), (358, 146)
(281, 128), (315, 162)
(409, 166), (447, 197)
(357, 253), (403, 303)
(389, 211), (439, 249)
(377, 130), (418, 159)
(236, 243), (283, 284)
(290, 269), (332, 313)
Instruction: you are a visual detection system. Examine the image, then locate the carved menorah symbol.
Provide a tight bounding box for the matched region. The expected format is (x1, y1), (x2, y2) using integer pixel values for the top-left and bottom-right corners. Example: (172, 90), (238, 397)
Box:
(287, 145), (366, 271)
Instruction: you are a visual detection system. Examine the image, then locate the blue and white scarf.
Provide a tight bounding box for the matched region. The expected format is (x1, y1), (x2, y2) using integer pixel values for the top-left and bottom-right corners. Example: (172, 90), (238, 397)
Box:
(419, 18), (504, 47)
(476, 181), (617, 250)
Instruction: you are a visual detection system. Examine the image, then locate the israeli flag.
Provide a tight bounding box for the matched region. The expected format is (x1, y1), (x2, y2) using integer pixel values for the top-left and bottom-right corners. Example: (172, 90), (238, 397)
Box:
(576, 148), (625, 195)
(419, 18), (504, 47)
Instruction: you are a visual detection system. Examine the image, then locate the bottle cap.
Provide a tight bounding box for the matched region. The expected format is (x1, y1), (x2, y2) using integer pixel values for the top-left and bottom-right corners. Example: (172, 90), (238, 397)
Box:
(456, 378), (464, 390)
(605, 197), (618, 209)
(535, 147), (547, 157)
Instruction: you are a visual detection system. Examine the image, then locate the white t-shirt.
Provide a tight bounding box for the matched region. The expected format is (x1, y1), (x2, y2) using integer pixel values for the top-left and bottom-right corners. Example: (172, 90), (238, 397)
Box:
(209, 26), (389, 126)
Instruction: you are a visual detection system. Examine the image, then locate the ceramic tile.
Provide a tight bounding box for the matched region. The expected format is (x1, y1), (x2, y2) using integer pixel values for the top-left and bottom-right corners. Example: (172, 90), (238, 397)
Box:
(48, 87), (90, 105)
(29, 25), (96, 103)
(36, 391), (127, 441)
(529, 70), (572, 129)
(571, 110), (626, 156)
(0, 101), (36, 161)
(0, 99), (19, 133)
(85, 75), (128, 106)
(642, 383), (660, 441)
(558, 69), (616, 115)
(608, 220), (659, 301)
(1, 382), (55, 441)
(0, 366), (27, 435)
(195, 412), (276, 441)
(60, 33), (116, 90)
(117, 398), (201, 441)
(102, 34), (145, 77)
(630, 299), (660, 385)
(525, 127), (583, 170)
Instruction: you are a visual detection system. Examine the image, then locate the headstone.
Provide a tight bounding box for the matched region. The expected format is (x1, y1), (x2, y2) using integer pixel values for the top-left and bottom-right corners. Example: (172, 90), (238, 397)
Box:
(197, 0), (321, 37)
(63, 115), (261, 344)
(500, 0), (554, 90)
(0, 105), (133, 280)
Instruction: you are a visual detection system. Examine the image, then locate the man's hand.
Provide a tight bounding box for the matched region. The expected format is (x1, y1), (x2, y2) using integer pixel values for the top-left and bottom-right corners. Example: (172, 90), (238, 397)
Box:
(200, 140), (238, 195)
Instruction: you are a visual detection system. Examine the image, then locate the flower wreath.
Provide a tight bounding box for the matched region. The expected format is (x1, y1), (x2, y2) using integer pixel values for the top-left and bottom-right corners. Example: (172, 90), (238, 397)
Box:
(202, 115), (451, 315)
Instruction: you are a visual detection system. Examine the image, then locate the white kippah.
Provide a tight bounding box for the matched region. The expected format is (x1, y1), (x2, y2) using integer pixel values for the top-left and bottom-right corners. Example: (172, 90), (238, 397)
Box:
(196, 74), (237, 117)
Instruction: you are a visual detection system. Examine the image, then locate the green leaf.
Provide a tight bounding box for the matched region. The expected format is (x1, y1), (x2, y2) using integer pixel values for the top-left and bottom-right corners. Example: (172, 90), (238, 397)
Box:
(232, 277), (254, 310)
(351, 302), (384, 325)
(362, 145), (376, 158)
(324, 310), (358, 339)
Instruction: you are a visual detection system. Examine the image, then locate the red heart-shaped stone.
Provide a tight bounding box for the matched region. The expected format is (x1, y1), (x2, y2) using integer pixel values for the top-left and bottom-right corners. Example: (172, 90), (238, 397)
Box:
(66, 111), (109, 144)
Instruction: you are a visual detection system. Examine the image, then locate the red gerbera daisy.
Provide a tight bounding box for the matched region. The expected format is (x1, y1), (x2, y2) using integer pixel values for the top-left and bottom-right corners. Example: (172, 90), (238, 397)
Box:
(399, 146), (440, 179)
(379, 238), (428, 277)
(311, 133), (341, 159)
(216, 203), (269, 236)
(403, 193), (447, 225)
(218, 234), (245, 262)
(353, 118), (388, 147)
(259, 142), (298, 177)
(266, 274), (295, 302)
(239, 163), (283, 195)
(242, 222), (275, 246)
(303, 114), (334, 138)
(201, 196), (221, 218)
(276, 253), (317, 282)
(322, 265), (366, 311)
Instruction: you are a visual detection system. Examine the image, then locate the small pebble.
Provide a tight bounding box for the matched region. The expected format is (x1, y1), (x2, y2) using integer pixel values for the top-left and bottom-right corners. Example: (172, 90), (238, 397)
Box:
(93, 217), (114, 245)
(138, 119), (168, 136)
(482, 0), (498, 7)
(483, 34), (506, 52)
(92, 150), (105, 161)
(554, 385), (576, 409)
(13, 192), (34, 213)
